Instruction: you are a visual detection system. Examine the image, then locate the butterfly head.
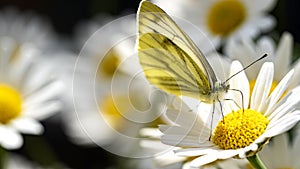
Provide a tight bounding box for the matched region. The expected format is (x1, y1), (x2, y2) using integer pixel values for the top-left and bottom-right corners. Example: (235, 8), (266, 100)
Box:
(210, 81), (230, 102)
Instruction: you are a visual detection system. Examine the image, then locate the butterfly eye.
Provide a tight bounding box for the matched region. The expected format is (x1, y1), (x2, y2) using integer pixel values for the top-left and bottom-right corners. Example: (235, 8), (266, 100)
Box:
(226, 84), (230, 91)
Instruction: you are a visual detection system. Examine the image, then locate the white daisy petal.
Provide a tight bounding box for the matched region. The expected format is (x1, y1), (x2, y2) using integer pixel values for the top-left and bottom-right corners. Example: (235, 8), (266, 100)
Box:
(228, 61), (250, 110)
(161, 134), (207, 147)
(22, 63), (53, 95)
(274, 32), (293, 79)
(257, 37), (275, 59)
(182, 162), (192, 169)
(181, 96), (201, 112)
(253, 0), (277, 11)
(9, 117), (44, 135)
(254, 16), (275, 32)
(250, 62), (274, 112)
(268, 86), (300, 121)
(227, 37), (257, 66)
(159, 125), (202, 138)
(140, 140), (172, 151)
(165, 106), (204, 129)
(154, 149), (188, 167)
(0, 37), (16, 75)
(237, 144), (258, 158)
(267, 112), (299, 130)
(9, 45), (36, 85)
(266, 113), (300, 137)
(207, 53), (231, 82)
(139, 128), (162, 139)
(23, 101), (62, 120)
(175, 148), (215, 157)
(190, 154), (218, 167)
(0, 125), (23, 150)
(290, 59), (300, 88)
(217, 149), (239, 159)
(265, 69), (294, 116)
(24, 81), (63, 106)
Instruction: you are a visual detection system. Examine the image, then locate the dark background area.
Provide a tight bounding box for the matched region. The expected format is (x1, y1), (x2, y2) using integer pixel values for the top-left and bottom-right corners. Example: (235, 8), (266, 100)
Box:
(0, 0), (140, 36)
(0, 0), (299, 42)
(0, 0), (299, 168)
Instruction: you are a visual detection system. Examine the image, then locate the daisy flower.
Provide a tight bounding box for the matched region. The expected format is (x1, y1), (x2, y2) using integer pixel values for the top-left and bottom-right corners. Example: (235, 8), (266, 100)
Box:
(159, 61), (300, 167)
(0, 37), (63, 150)
(55, 15), (166, 158)
(151, 0), (277, 47)
(74, 14), (138, 77)
(225, 32), (300, 90)
(139, 97), (250, 169)
(140, 116), (250, 169)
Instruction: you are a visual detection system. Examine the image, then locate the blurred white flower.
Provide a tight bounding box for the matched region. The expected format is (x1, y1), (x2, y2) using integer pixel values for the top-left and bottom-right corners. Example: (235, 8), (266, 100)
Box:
(151, 0), (277, 48)
(258, 133), (300, 168)
(0, 37), (63, 150)
(159, 61), (300, 167)
(74, 14), (139, 76)
(51, 15), (168, 159)
(225, 32), (300, 89)
(0, 8), (56, 51)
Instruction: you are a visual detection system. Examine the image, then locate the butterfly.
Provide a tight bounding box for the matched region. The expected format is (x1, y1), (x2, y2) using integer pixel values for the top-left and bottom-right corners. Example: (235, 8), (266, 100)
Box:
(137, 0), (229, 104)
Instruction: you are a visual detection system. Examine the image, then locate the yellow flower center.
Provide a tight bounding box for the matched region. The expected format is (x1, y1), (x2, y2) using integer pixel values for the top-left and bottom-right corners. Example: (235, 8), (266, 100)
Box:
(212, 109), (269, 150)
(98, 50), (120, 77)
(0, 84), (22, 124)
(207, 0), (246, 36)
(99, 95), (130, 130)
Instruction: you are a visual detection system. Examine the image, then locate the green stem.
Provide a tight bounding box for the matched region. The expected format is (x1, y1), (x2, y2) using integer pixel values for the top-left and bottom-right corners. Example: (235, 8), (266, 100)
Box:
(247, 154), (267, 169)
(0, 147), (7, 169)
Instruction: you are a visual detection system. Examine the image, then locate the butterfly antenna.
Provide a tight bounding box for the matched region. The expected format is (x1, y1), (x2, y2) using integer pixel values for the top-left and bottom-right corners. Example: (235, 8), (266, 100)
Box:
(224, 53), (268, 84)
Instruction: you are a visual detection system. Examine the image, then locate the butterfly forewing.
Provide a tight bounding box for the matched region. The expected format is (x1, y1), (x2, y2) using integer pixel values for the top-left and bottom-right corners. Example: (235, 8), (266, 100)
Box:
(137, 0), (218, 100)
(139, 33), (211, 98)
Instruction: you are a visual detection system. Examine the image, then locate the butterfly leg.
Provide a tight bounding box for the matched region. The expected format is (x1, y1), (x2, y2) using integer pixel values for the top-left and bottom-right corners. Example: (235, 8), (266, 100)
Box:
(228, 89), (245, 112)
(223, 98), (241, 109)
(208, 102), (215, 141)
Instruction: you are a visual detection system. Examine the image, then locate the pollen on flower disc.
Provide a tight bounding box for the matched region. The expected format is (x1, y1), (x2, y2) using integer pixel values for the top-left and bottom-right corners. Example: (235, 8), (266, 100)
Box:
(212, 109), (269, 150)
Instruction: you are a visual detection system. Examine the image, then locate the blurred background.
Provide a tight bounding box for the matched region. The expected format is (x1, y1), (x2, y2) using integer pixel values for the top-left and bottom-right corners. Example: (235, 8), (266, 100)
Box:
(0, 0), (300, 42)
(0, 0), (299, 169)
(0, 0), (299, 42)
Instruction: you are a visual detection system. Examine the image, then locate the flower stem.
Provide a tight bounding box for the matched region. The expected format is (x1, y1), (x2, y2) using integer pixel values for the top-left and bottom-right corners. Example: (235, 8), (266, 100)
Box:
(247, 154), (267, 169)
(0, 147), (6, 169)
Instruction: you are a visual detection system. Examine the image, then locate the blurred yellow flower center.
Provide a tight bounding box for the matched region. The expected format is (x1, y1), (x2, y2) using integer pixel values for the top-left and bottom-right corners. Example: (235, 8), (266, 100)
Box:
(212, 109), (269, 150)
(99, 50), (120, 77)
(207, 0), (246, 36)
(0, 84), (22, 124)
(99, 95), (129, 129)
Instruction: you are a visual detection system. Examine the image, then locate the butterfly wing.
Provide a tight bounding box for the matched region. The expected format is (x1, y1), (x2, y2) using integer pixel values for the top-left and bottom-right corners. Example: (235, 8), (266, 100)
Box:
(137, 0), (218, 101)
